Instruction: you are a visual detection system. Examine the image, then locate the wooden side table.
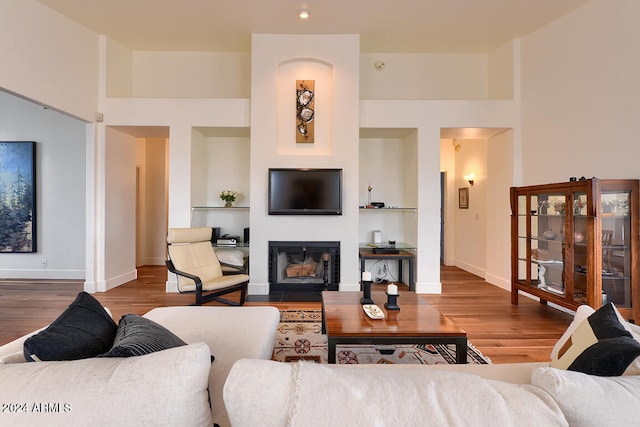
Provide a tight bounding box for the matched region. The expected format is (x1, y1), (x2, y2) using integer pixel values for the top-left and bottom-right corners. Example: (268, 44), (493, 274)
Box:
(359, 248), (415, 291)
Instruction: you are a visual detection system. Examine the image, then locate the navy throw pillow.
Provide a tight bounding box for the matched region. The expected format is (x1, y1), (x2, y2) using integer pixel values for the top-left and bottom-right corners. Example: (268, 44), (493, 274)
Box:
(23, 291), (117, 361)
(101, 314), (188, 357)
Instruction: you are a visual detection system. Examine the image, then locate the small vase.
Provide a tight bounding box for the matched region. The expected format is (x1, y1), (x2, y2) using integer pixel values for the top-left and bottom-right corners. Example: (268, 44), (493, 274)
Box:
(542, 227), (557, 240)
(224, 201), (233, 208)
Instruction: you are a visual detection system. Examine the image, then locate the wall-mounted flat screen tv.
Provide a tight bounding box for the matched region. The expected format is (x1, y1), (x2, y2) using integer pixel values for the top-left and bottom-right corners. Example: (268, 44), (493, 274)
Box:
(268, 168), (342, 215)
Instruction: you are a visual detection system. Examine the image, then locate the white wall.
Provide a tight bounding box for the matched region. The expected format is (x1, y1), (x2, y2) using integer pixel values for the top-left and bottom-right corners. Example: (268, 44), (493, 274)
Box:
(105, 38), (133, 98)
(0, 91), (86, 278)
(486, 130), (514, 289)
(132, 52), (251, 98)
(250, 34), (361, 293)
(488, 41), (515, 100)
(190, 131), (251, 237)
(454, 139), (488, 277)
(520, 0), (640, 184)
(104, 127), (137, 289)
(141, 138), (168, 266)
(0, 0), (98, 121)
(360, 54), (488, 100)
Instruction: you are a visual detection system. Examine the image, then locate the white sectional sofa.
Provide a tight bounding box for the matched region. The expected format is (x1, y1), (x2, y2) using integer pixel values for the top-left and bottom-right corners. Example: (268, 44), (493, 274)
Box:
(3, 299), (640, 427)
(0, 304), (280, 427)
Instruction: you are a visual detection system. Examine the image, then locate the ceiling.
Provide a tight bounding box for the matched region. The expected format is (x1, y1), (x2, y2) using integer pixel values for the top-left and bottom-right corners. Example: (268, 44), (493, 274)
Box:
(37, 0), (589, 53)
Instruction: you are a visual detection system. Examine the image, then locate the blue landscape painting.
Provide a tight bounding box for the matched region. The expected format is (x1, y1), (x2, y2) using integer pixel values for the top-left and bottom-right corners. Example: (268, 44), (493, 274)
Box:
(0, 141), (36, 252)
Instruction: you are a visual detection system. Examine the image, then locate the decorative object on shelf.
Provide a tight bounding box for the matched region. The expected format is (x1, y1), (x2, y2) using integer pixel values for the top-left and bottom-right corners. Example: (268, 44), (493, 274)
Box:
(574, 199), (585, 215)
(553, 201), (565, 215)
(458, 187), (469, 209)
(360, 271), (374, 304)
(362, 304), (385, 319)
(538, 200), (550, 215)
(220, 190), (238, 207)
(323, 252), (330, 290)
(384, 283), (400, 310)
(542, 227), (557, 240)
(296, 80), (315, 143)
(574, 232), (585, 243)
(537, 264), (547, 286)
(367, 183), (373, 208)
(531, 248), (553, 261)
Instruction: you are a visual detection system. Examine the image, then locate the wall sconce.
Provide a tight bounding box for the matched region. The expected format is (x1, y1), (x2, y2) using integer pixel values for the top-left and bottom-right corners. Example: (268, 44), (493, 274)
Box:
(297, 9), (311, 19)
(464, 173), (476, 186)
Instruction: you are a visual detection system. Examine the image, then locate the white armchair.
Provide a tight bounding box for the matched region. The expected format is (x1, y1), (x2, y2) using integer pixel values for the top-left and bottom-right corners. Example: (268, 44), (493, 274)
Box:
(166, 227), (248, 306)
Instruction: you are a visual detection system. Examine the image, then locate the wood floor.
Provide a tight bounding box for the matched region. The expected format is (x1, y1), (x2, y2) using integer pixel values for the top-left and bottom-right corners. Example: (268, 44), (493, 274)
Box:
(0, 265), (573, 363)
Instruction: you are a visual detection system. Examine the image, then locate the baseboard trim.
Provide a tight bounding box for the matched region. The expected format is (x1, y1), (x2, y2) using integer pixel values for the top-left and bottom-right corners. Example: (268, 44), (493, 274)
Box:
(485, 272), (510, 291)
(0, 269), (85, 280)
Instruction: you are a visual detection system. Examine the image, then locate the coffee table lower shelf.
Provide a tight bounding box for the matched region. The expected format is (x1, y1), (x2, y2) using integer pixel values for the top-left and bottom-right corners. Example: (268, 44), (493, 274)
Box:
(327, 335), (468, 364)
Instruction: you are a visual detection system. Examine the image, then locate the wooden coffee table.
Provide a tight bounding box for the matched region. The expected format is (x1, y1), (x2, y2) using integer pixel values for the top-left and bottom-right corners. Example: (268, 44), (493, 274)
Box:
(321, 290), (467, 364)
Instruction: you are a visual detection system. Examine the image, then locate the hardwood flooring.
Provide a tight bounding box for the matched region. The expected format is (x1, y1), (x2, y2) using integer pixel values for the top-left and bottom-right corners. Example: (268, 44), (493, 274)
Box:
(0, 265), (573, 363)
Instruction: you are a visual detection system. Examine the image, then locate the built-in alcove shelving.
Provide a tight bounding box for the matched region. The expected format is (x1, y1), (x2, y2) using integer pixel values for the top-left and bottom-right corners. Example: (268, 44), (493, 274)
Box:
(190, 127), (250, 238)
(359, 128), (419, 285)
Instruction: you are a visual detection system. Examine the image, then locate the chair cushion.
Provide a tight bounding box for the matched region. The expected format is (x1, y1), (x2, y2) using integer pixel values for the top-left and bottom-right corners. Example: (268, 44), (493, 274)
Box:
(216, 248), (246, 267)
(167, 227), (212, 244)
(169, 241), (224, 291)
(101, 314), (187, 357)
(23, 292), (117, 362)
(550, 303), (640, 376)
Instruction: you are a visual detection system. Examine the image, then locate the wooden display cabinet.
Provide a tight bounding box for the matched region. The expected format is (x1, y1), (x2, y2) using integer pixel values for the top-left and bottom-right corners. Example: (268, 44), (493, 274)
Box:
(510, 179), (639, 322)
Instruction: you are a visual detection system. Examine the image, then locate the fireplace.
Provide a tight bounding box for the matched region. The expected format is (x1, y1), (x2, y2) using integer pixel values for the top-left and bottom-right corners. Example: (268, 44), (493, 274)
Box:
(268, 241), (340, 292)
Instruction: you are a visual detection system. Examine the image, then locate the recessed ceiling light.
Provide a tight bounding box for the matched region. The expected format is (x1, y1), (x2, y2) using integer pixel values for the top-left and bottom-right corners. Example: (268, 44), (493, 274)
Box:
(297, 9), (310, 20)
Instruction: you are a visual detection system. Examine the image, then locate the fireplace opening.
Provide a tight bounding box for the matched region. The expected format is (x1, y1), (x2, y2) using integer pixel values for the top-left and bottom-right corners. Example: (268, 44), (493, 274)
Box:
(269, 241), (340, 292)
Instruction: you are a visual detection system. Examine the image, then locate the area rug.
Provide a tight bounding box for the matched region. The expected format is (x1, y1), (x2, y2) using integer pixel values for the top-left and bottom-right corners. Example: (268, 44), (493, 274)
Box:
(272, 310), (491, 365)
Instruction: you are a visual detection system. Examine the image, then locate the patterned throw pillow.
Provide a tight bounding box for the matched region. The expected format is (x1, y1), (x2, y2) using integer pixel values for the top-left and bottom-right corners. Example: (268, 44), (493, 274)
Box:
(23, 292), (117, 361)
(551, 303), (640, 376)
(101, 314), (188, 357)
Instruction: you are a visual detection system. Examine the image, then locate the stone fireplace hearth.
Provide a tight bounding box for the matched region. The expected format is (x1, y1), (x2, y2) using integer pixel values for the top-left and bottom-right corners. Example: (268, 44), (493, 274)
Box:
(268, 241), (340, 292)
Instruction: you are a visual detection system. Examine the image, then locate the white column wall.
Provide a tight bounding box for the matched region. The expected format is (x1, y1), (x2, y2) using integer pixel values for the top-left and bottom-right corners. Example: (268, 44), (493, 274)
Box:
(250, 34), (361, 293)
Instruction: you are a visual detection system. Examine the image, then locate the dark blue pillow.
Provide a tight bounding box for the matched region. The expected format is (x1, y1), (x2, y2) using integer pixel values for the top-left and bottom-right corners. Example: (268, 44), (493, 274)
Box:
(101, 314), (187, 357)
(24, 292), (117, 361)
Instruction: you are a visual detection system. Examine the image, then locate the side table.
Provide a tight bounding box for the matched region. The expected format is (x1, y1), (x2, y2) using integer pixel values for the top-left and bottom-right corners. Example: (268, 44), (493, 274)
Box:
(359, 248), (415, 291)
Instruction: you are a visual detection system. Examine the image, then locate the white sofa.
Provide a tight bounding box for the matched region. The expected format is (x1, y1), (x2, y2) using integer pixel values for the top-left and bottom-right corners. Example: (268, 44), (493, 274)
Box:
(223, 304), (640, 427)
(0, 305), (280, 427)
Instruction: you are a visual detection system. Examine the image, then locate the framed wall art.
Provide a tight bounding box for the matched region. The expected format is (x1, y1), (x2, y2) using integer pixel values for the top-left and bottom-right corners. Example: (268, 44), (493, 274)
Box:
(296, 80), (315, 143)
(458, 187), (469, 209)
(0, 141), (36, 252)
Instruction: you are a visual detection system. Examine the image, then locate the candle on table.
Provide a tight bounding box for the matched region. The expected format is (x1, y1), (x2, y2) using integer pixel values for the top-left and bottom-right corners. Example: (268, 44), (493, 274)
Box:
(387, 284), (398, 295)
(362, 271), (372, 281)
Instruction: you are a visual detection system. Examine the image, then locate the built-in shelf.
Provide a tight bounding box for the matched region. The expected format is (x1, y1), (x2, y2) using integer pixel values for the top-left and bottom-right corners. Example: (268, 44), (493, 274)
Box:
(359, 207), (417, 212)
(359, 242), (416, 250)
(192, 206), (250, 211)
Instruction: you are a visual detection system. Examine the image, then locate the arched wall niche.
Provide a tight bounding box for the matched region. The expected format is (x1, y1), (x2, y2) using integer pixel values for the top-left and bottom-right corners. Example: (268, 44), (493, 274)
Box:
(276, 58), (334, 156)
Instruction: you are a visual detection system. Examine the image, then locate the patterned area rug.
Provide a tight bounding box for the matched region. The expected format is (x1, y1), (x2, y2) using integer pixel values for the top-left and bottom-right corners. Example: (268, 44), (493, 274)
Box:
(272, 310), (491, 365)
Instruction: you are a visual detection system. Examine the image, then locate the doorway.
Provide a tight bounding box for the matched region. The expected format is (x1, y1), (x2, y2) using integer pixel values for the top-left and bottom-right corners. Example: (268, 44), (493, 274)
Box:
(440, 171), (445, 264)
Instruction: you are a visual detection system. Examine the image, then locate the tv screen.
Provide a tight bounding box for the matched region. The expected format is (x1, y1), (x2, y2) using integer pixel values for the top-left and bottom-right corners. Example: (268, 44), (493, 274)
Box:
(268, 168), (342, 215)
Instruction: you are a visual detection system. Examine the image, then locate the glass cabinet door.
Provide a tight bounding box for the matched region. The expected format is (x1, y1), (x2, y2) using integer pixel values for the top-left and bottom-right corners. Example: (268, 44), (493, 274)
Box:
(572, 191), (588, 304)
(531, 192), (566, 296)
(601, 190), (632, 309)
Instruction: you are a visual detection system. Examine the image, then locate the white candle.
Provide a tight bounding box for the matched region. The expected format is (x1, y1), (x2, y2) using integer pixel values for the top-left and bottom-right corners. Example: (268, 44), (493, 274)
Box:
(387, 284), (398, 295)
(362, 271), (372, 281)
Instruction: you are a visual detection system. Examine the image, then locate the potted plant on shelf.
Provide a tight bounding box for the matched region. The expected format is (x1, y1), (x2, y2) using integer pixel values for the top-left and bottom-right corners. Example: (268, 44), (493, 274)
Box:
(220, 190), (238, 208)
